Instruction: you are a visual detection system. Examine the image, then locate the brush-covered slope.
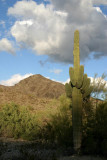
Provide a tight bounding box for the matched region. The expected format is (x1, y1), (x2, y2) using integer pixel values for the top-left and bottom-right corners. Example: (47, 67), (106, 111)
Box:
(0, 74), (65, 107)
(14, 74), (65, 98)
(0, 74), (103, 109)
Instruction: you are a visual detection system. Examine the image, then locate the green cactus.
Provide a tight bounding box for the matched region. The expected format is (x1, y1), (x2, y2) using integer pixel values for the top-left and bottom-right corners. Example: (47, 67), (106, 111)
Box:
(72, 87), (82, 152)
(65, 82), (73, 98)
(65, 30), (92, 153)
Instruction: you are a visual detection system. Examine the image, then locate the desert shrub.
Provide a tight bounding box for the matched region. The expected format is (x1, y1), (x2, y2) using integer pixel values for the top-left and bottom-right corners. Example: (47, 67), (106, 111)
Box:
(82, 102), (107, 156)
(0, 103), (40, 140)
(91, 73), (107, 103)
(82, 99), (95, 124)
(41, 95), (73, 146)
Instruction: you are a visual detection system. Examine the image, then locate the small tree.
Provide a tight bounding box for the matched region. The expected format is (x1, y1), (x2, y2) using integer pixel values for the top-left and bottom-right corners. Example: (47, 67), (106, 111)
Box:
(91, 73), (107, 106)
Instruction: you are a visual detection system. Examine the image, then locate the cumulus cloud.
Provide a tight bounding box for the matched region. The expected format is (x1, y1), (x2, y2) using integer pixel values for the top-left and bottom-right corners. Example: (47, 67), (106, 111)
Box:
(0, 38), (15, 54)
(50, 69), (62, 74)
(8, 1), (67, 56)
(8, 0), (107, 63)
(0, 73), (33, 86)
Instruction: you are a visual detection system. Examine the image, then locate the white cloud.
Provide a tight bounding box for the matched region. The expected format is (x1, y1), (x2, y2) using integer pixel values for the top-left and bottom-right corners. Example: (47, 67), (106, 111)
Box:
(0, 73), (33, 86)
(63, 78), (70, 85)
(8, 1), (67, 55)
(0, 38), (15, 54)
(95, 7), (102, 13)
(7, 0), (107, 63)
(95, 7), (107, 18)
(50, 69), (62, 74)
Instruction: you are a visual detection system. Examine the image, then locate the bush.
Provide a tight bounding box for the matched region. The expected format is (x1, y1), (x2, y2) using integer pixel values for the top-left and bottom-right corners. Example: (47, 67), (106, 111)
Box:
(1, 97), (106, 156)
(41, 95), (73, 146)
(0, 103), (40, 140)
(82, 102), (107, 156)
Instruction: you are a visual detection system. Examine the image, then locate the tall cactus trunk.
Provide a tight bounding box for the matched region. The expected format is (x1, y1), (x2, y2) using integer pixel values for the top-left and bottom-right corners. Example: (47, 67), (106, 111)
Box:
(65, 30), (92, 154)
(72, 30), (82, 152)
(72, 87), (82, 152)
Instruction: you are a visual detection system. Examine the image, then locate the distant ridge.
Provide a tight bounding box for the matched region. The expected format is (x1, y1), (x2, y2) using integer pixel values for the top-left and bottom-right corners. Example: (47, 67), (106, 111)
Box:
(14, 74), (65, 98)
(0, 74), (103, 108)
(0, 74), (65, 107)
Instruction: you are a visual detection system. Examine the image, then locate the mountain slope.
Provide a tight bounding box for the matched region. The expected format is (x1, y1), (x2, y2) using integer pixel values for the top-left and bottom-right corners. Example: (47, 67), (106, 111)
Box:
(14, 74), (65, 98)
(0, 74), (103, 109)
(0, 74), (65, 108)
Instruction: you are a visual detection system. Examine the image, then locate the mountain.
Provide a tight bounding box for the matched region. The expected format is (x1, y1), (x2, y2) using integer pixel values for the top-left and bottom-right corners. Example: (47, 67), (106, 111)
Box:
(0, 74), (103, 109)
(0, 74), (65, 108)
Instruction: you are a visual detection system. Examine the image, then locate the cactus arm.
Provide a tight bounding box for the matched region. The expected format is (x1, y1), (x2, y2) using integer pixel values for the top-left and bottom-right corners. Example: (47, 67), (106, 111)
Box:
(65, 82), (73, 98)
(83, 85), (93, 98)
(77, 65), (84, 88)
(82, 77), (90, 92)
(82, 74), (88, 90)
(69, 67), (76, 86)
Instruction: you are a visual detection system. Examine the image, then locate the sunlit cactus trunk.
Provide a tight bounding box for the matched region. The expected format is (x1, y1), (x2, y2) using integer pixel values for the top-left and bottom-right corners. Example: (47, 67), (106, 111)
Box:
(65, 30), (92, 153)
(72, 87), (82, 152)
(72, 31), (82, 152)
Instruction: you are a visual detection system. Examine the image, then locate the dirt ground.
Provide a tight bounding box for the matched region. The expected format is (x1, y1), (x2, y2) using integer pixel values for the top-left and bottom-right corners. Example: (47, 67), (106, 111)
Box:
(0, 137), (106, 160)
(58, 155), (106, 160)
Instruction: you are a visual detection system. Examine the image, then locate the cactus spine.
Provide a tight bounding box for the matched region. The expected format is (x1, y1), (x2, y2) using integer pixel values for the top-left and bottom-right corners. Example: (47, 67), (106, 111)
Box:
(65, 30), (92, 152)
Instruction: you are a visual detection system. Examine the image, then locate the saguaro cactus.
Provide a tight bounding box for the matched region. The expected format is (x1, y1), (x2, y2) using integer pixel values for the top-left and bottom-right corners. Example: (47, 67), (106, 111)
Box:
(65, 30), (92, 152)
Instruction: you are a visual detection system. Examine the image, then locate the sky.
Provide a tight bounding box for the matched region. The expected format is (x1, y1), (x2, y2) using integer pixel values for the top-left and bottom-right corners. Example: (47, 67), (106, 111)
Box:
(0, 0), (107, 86)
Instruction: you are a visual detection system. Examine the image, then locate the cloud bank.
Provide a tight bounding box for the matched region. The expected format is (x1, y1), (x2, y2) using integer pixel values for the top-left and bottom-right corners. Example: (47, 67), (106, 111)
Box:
(8, 0), (107, 63)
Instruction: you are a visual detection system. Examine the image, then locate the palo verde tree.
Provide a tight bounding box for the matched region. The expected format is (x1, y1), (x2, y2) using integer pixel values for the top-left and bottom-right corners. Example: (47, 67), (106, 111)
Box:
(65, 30), (92, 153)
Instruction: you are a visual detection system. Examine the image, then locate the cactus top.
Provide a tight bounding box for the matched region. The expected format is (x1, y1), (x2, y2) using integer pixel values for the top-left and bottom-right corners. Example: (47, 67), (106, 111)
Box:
(74, 30), (79, 48)
(73, 30), (80, 75)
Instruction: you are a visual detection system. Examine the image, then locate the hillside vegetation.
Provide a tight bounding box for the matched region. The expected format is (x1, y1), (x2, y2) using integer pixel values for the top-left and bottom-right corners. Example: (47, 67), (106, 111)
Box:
(0, 74), (106, 158)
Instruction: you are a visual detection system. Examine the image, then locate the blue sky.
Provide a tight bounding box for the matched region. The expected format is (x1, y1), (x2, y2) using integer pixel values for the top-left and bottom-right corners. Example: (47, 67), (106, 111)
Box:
(0, 0), (107, 86)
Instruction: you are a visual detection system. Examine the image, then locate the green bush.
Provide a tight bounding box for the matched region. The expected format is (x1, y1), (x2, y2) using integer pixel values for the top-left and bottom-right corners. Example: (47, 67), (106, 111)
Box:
(41, 95), (73, 146)
(0, 103), (40, 140)
(0, 97), (106, 156)
(82, 102), (107, 156)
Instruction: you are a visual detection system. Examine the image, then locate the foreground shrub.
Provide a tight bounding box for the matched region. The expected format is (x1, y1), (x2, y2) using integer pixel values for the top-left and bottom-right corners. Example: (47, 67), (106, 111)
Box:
(0, 98), (106, 156)
(0, 103), (39, 140)
(82, 102), (107, 156)
(41, 95), (73, 146)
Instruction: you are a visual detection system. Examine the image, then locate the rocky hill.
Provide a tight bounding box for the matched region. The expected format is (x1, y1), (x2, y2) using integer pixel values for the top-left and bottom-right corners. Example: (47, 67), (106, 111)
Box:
(0, 74), (103, 109)
(0, 74), (65, 108)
